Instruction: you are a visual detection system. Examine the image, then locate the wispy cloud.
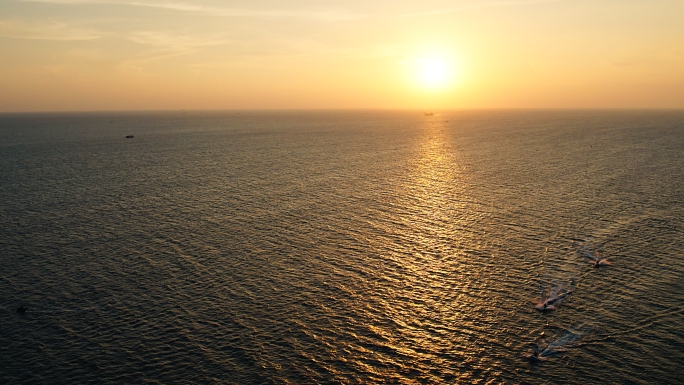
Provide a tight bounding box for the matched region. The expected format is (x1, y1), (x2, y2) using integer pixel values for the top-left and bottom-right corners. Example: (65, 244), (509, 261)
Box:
(119, 30), (231, 72)
(388, 0), (565, 18)
(20, 0), (363, 21)
(0, 19), (102, 40)
(21, 0), (564, 22)
(128, 30), (227, 49)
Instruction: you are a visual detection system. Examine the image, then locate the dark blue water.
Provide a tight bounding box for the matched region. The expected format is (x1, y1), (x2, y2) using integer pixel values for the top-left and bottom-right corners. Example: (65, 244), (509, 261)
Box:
(1, 110), (683, 384)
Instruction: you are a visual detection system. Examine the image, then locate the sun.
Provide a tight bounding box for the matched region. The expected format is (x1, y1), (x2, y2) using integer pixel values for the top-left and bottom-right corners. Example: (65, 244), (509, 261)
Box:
(413, 55), (456, 89)
(419, 58), (449, 86)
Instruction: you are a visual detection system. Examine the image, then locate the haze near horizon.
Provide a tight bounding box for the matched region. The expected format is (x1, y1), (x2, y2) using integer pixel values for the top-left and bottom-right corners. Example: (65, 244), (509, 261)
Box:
(1, 0), (683, 112)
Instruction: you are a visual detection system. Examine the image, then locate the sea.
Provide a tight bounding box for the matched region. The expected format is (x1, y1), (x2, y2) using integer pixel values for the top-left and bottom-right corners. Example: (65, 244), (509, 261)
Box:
(1, 110), (683, 384)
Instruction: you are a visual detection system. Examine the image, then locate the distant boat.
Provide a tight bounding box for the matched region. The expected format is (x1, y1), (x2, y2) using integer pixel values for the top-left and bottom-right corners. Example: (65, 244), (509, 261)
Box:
(125, 135), (134, 138)
(424, 112), (434, 116)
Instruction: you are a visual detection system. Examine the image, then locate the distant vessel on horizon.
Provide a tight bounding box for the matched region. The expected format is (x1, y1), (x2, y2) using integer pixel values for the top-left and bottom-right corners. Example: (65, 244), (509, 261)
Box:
(424, 112), (433, 116)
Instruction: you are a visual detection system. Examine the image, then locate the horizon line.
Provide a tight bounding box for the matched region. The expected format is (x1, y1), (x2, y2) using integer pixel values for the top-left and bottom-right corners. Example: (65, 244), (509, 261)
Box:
(2, 107), (683, 115)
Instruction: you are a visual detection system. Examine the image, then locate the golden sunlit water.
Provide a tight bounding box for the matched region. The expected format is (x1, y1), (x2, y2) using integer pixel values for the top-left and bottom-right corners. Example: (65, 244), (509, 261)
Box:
(1, 110), (683, 384)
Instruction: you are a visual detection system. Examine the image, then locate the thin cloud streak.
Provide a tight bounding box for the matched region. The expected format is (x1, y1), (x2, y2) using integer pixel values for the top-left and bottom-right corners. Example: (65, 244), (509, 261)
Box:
(20, 0), (563, 22)
(120, 30), (233, 71)
(0, 19), (102, 40)
(127, 30), (228, 49)
(388, 0), (565, 18)
(20, 0), (364, 21)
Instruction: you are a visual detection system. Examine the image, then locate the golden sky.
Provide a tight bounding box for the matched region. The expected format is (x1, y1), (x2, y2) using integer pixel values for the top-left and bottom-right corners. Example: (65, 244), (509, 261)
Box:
(1, 0), (683, 111)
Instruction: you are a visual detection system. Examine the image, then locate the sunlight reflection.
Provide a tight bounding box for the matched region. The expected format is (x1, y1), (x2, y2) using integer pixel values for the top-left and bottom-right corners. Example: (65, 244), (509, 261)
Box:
(380, 115), (508, 381)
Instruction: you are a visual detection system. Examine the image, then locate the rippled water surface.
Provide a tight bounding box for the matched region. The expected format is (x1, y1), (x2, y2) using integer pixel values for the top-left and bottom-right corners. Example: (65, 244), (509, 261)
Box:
(1, 110), (683, 384)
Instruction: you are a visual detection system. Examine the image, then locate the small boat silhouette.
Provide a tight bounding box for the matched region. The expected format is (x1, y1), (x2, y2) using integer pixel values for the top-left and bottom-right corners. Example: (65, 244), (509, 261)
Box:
(577, 244), (612, 268)
(125, 135), (134, 138)
(424, 112), (433, 116)
(533, 291), (571, 312)
(17, 306), (27, 314)
(585, 251), (612, 267)
(590, 257), (612, 268)
(523, 350), (547, 362)
(532, 282), (574, 312)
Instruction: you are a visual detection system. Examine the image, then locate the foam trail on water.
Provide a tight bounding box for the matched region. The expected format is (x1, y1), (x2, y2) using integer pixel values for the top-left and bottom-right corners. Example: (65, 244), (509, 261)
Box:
(524, 324), (592, 362)
(539, 325), (590, 356)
